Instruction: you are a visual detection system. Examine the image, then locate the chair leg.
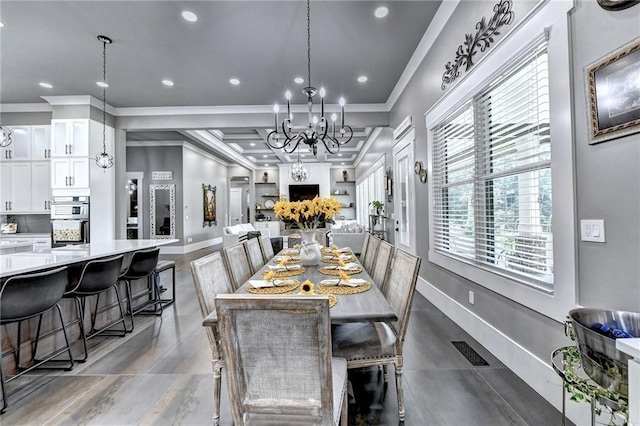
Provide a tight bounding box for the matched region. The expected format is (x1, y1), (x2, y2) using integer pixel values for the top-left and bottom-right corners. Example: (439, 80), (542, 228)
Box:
(74, 297), (89, 363)
(394, 359), (405, 422)
(123, 279), (135, 333)
(54, 304), (75, 370)
(0, 329), (7, 414)
(341, 378), (349, 426)
(31, 314), (45, 364)
(212, 365), (222, 425)
(15, 322), (22, 369)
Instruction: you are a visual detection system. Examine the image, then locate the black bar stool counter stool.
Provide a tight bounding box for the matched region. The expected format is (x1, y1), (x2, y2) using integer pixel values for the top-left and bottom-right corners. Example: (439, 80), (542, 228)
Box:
(62, 255), (126, 362)
(0, 266), (74, 414)
(154, 259), (176, 308)
(118, 247), (161, 332)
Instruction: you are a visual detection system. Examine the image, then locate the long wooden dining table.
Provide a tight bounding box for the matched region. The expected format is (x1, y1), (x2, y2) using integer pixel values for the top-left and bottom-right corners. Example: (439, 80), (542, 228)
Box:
(203, 247), (397, 325)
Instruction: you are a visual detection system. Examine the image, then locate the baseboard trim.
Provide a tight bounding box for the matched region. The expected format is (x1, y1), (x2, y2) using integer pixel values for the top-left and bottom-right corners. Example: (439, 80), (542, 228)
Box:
(416, 277), (592, 425)
(159, 237), (222, 255)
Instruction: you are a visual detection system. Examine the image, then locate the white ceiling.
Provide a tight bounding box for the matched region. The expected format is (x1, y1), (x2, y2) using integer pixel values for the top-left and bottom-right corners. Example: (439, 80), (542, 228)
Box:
(0, 1), (444, 167)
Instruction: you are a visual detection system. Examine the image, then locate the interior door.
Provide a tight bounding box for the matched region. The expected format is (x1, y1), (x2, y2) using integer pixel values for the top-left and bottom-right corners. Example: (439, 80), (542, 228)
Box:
(393, 128), (416, 253)
(229, 187), (242, 226)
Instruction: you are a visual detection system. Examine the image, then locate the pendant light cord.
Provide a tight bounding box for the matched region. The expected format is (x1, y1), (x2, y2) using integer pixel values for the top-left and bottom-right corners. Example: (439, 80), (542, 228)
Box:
(307, 0), (311, 88)
(102, 38), (107, 153)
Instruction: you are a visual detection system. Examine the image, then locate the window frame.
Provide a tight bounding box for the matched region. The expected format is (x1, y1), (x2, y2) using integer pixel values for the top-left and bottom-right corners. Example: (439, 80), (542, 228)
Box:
(425, 0), (576, 322)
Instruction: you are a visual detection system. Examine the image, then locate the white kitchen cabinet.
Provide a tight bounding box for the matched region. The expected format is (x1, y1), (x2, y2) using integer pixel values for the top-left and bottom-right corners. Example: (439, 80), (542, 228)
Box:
(0, 162), (32, 213)
(51, 119), (89, 157)
(30, 125), (52, 160)
(51, 157), (89, 189)
(1, 126), (31, 161)
(31, 161), (51, 212)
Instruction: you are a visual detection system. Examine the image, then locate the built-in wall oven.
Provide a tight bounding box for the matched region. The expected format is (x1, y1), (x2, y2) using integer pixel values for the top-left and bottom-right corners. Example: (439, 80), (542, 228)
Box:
(50, 196), (90, 247)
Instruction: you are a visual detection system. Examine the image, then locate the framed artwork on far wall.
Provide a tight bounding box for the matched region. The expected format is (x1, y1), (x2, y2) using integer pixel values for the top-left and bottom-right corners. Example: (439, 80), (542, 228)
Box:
(586, 37), (640, 144)
(202, 183), (217, 227)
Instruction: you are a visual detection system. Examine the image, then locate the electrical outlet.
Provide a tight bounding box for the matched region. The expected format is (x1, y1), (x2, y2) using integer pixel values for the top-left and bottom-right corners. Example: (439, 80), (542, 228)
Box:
(580, 219), (605, 242)
(187, 237), (193, 243)
(468, 291), (475, 305)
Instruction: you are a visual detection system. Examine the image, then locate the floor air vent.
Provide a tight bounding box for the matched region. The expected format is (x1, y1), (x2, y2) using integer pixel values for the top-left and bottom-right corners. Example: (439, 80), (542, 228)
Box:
(452, 341), (489, 366)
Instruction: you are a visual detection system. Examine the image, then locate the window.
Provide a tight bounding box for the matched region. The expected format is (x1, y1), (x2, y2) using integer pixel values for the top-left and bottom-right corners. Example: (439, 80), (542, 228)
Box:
(431, 39), (552, 290)
(356, 157), (386, 226)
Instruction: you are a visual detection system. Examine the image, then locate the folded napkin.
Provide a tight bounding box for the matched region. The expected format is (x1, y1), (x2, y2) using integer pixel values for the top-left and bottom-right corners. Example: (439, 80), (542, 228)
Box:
(338, 262), (359, 271)
(284, 249), (300, 255)
(248, 279), (295, 288)
(267, 264), (302, 271)
(320, 278), (367, 287)
(275, 255), (300, 261)
(322, 254), (352, 260)
(337, 247), (352, 253)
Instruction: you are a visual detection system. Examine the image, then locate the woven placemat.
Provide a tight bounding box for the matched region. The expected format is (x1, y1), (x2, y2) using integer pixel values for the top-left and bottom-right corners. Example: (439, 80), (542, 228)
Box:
(318, 266), (363, 276)
(262, 267), (306, 278)
(316, 281), (371, 295)
(245, 279), (300, 294)
(321, 256), (357, 264)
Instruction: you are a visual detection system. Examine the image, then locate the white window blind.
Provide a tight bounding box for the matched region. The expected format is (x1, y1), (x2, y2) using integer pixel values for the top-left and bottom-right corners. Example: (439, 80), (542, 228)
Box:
(431, 37), (553, 289)
(356, 158), (386, 227)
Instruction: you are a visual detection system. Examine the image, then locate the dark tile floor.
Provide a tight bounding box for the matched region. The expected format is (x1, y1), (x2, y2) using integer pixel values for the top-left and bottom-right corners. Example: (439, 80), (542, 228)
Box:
(2, 246), (567, 425)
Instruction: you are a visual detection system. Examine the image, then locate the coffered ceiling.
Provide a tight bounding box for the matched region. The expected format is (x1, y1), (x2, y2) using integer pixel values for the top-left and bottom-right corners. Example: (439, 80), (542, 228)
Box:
(0, 1), (444, 167)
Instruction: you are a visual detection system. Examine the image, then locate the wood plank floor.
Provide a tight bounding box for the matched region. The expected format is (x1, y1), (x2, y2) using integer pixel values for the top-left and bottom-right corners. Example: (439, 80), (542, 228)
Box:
(2, 246), (569, 425)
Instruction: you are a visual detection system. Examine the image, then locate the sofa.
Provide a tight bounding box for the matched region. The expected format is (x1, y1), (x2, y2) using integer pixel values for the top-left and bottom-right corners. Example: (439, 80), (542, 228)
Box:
(223, 223), (260, 248)
(329, 221), (366, 254)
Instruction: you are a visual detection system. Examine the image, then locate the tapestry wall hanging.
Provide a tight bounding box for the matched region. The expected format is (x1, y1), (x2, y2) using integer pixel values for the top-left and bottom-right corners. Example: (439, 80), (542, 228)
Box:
(203, 183), (217, 227)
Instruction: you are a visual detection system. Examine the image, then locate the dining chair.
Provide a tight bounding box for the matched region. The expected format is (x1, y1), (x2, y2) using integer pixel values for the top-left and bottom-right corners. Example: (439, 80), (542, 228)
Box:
(222, 242), (252, 291)
(371, 240), (394, 295)
(63, 254), (126, 362)
(0, 266), (74, 413)
(259, 235), (275, 263)
(215, 294), (348, 426)
(359, 232), (371, 263)
(191, 252), (234, 426)
(245, 238), (265, 274)
(331, 248), (421, 422)
(362, 235), (381, 273)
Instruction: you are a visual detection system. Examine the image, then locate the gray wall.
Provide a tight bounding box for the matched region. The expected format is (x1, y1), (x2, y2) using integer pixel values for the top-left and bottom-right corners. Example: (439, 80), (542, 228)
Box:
(384, 0), (640, 366)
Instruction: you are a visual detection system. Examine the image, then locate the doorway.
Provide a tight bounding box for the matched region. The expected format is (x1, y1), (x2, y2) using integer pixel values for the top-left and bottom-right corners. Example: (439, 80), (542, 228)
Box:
(392, 128), (416, 253)
(229, 176), (250, 225)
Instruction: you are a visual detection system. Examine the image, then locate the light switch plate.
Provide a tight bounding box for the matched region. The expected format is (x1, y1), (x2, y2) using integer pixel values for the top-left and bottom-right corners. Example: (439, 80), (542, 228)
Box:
(580, 219), (605, 242)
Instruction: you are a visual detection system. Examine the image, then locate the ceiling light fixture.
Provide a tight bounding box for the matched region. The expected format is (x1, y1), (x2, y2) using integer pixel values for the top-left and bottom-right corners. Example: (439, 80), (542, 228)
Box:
(357, 75), (368, 83)
(95, 35), (114, 170)
(39, 82), (53, 89)
(374, 6), (389, 18)
(290, 149), (309, 182)
(162, 79), (174, 86)
(294, 77), (304, 84)
(181, 10), (198, 22)
(267, 0), (352, 157)
(229, 78), (240, 85)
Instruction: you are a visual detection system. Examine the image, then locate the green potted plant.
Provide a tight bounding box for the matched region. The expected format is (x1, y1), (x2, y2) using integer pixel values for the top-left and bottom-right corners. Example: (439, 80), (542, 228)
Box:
(369, 200), (385, 231)
(369, 200), (384, 215)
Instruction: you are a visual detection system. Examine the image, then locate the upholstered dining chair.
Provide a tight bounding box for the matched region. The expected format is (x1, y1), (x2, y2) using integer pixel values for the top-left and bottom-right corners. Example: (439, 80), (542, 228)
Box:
(216, 294), (348, 426)
(259, 235), (275, 263)
(190, 252), (234, 426)
(362, 235), (381, 273)
(245, 238), (265, 274)
(222, 242), (253, 291)
(331, 248), (421, 422)
(371, 240), (394, 295)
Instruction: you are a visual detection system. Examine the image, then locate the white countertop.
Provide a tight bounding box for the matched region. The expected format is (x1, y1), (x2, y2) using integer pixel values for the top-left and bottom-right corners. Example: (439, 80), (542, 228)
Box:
(0, 241), (35, 249)
(0, 239), (177, 278)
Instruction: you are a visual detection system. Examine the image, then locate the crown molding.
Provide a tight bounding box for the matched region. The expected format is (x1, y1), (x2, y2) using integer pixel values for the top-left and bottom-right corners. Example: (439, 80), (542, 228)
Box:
(0, 103), (52, 113)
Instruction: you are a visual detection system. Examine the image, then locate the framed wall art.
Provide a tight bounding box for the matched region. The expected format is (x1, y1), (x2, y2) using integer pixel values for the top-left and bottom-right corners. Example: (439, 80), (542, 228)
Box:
(202, 183), (217, 227)
(586, 37), (640, 144)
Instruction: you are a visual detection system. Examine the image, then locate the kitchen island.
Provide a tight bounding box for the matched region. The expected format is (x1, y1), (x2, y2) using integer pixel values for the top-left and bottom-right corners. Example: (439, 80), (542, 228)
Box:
(0, 239), (177, 278)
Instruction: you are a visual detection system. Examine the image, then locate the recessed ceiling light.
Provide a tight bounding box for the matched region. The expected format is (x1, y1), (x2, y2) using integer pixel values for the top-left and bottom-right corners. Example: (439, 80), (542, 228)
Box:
(162, 79), (174, 86)
(374, 6), (389, 18)
(250, 143), (256, 147)
(265, 164), (269, 166)
(357, 75), (368, 83)
(96, 81), (109, 88)
(229, 78), (240, 85)
(181, 10), (198, 22)
(294, 77), (304, 84)
(341, 162), (345, 165)
(301, 154), (305, 158)
(263, 154), (268, 158)
(0, 22), (4, 28)
(39, 82), (53, 89)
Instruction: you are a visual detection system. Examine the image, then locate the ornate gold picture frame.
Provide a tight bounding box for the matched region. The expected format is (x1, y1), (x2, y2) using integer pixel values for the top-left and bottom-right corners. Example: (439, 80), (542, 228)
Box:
(203, 183), (217, 227)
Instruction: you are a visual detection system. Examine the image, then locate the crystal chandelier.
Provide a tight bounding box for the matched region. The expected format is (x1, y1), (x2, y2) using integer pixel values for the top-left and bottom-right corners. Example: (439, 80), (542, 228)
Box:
(95, 35), (114, 170)
(266, 0), (353, 157)
(290, 150), (308, 182)
(0, 126), (12, 148)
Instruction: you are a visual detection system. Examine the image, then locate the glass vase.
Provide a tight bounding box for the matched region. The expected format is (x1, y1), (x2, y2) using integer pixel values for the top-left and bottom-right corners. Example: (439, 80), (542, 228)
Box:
(299, 230), (321, 266)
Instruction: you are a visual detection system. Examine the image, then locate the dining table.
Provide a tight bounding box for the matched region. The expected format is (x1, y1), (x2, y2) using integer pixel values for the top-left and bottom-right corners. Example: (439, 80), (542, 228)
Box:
(203, 246), (397, 326)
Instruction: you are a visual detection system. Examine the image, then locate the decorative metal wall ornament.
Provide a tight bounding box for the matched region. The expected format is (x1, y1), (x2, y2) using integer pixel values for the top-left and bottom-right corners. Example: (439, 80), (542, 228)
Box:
(202, 184), (217, 227)
(441, 0), (515, 90)
(0, 126), (13, 148)
(95, 35), (114, 170)
(596, 0), (639, 11)
(266, 0), (353, 157)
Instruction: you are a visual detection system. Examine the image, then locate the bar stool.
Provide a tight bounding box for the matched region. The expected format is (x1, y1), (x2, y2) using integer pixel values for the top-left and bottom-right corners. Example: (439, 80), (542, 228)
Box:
(0, 266), (74, 414)
(63, 255), (126, 362)
(154, 260), (176, 307)
(118, 247), (161, 332)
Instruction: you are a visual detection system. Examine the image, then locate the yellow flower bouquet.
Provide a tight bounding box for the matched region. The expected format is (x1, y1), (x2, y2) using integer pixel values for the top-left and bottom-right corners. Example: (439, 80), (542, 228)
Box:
(273, 196), (342, 231)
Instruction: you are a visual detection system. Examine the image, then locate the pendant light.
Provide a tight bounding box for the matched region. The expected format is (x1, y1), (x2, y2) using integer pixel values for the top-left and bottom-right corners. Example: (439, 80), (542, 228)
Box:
(95, 35), (114, 170)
